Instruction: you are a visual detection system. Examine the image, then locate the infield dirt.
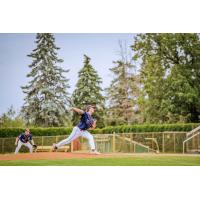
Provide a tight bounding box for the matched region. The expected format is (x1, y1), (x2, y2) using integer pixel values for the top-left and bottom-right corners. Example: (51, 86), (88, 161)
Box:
(0, 152), (199, 161)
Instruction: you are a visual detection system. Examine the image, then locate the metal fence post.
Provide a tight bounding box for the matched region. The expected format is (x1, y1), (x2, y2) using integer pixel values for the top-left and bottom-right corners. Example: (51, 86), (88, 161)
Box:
(174, 133), (176, 153)
(152, 133), (154, 149)
(71, 141), (73, 152)
(2, 138), (4, 153)
(42, 136), (44, 150)
(186, 140), (188, 152)
(162, 132), (165, 153)
(122, 133), (125, 152)
(130, 134), (133, 152)
(112, 132), (115, 153)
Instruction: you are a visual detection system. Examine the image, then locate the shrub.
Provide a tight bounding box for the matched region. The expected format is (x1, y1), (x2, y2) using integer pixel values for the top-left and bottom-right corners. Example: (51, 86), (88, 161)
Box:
(0, 123), (199, 138)
(0, 127), (72, 138)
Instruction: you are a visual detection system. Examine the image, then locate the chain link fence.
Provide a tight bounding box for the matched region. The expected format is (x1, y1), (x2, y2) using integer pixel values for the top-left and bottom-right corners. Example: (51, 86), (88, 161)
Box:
(185, 133), (200, 153)
(115, 132), (186, 153)
(0, 132), (189, 154)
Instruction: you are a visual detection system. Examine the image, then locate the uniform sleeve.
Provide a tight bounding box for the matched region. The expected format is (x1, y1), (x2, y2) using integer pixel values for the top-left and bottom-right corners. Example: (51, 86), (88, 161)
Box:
(82, 111), (86, 116)
(18, 134), (22, 139)
(20, 134), (26, 142)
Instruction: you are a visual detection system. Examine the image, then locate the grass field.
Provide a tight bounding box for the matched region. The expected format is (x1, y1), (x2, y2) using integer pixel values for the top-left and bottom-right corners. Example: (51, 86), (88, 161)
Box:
(0, 154), (200, 166)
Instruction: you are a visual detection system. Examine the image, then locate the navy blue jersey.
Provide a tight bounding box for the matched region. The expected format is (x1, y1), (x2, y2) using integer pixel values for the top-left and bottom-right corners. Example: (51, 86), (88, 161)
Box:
(77, 112), (94, 130)
(18, 133), (32, 143)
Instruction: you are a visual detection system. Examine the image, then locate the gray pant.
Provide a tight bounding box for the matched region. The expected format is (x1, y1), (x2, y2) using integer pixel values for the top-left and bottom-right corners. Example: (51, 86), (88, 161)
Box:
(15, 140), (33, 154)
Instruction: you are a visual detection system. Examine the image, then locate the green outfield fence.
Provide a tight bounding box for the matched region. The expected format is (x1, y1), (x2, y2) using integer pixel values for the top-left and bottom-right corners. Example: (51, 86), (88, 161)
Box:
(0, 132), (194, 154)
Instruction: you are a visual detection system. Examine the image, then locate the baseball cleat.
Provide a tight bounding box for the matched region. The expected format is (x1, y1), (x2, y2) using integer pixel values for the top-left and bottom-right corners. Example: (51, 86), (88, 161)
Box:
(90, 150), (101, 155)
(52, 143), (58, 152)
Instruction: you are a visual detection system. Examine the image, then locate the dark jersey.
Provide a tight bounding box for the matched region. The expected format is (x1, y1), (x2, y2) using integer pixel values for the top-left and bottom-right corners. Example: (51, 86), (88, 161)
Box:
(18, 133), (32, 143)
(77, 112), (94, 130)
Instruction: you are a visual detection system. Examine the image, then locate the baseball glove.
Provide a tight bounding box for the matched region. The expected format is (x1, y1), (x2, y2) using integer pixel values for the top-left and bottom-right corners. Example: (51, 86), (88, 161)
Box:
(32, 144), (37, 149)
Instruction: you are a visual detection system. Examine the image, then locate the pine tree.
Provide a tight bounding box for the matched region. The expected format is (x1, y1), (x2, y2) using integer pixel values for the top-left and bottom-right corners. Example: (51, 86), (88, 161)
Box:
(106, 42), (139, 125)
(72, 55), (105, 127)
(21, 33), (70, 127)
(137, 55), (168, 123)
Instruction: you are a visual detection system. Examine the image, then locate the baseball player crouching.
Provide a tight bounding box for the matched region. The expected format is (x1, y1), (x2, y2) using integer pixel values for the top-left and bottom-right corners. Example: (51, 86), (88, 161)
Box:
(14, 128), (37, 154)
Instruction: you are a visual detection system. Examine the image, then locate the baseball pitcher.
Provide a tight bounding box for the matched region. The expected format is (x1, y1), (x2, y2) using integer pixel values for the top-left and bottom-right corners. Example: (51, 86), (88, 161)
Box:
(52, 105), (100, 154)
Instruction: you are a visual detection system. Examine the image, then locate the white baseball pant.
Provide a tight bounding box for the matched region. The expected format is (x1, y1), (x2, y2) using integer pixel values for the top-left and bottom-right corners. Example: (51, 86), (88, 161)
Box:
(56, 126), (95, 150)
(15, 140), (33, 154)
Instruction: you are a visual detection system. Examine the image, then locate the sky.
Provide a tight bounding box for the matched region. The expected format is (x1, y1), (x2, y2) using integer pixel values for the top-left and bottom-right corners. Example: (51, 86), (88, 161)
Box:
(0, 33), (135, 115)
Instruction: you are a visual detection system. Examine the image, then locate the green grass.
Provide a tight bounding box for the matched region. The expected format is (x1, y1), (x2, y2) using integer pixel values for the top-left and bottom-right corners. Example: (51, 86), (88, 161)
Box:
(0, 156), (200, 166)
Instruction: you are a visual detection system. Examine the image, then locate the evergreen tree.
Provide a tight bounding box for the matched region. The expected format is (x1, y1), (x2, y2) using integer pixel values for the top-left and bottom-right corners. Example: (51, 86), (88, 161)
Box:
(72, 55), (105, 127)
(137, 55), (168, 123)
(106, 42), (139, 125)
(21, 33), (70, 127)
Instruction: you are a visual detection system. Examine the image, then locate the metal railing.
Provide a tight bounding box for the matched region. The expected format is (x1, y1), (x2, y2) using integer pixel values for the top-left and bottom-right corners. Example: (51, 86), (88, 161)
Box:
(183, 125), (200, 153)
(115, 134), (153, 153)
(186, 125), (200, 137)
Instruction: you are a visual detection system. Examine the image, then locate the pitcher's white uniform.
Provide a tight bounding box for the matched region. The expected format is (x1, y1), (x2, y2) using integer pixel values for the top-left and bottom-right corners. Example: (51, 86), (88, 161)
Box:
(53, 110), (98, 153)
(56, 126), (95, 150)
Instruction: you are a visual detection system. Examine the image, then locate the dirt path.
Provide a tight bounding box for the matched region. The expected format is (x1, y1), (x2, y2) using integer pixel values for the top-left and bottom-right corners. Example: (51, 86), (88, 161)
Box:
(0, 152), (199, 161)
(0, 152), (112, 161)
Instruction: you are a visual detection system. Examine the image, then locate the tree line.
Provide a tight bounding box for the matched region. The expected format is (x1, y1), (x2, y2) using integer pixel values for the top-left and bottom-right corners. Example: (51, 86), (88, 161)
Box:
(1, 33), (200, 128)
